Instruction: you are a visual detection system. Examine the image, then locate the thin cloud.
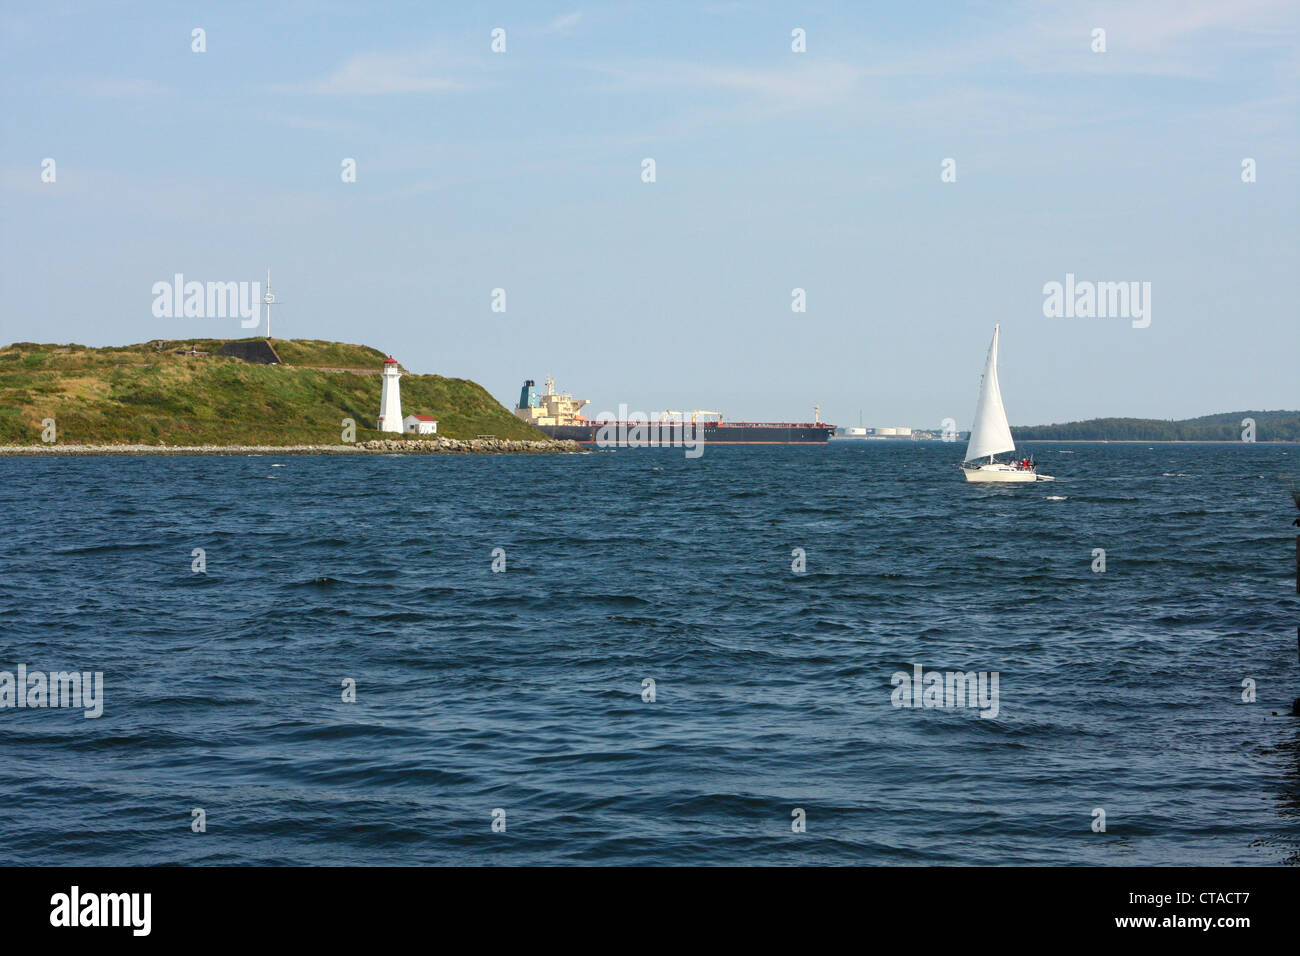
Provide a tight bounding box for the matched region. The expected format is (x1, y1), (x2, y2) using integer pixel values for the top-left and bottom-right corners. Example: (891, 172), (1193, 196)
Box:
(590, 59), (864, 110)
(546, 11), (583, 34)
(265, 113), (364, 135)
(941, 0), (1299, 79)
(274, 50), (469, 95)
(68, 77), (167, 98)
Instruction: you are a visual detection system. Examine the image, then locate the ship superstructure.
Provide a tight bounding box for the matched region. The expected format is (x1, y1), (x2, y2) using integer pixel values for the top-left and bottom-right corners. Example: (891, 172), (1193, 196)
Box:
(515, 376), (591, 428)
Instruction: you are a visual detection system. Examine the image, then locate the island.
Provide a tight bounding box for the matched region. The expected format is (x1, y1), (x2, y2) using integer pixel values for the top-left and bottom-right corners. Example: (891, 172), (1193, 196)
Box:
(0, 338), (581, 455)
(1013, 411), (1300, 442)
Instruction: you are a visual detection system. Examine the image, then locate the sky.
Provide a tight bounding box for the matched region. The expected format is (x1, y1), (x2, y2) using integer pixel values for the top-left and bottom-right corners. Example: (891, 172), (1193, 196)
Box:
(1, 0), (1296, 428)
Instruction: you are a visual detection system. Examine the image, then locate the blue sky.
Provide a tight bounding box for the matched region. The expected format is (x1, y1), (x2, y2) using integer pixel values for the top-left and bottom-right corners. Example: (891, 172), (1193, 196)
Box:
(2, 1), (1296, 426)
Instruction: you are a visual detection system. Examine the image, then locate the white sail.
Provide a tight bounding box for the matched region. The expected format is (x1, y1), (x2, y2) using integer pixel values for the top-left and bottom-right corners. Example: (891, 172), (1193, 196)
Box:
(964, 324), (1016, 462)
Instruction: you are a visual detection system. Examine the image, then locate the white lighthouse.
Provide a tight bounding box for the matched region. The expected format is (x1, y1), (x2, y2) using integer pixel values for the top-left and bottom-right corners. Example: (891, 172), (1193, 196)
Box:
(377, 355), (403, 432)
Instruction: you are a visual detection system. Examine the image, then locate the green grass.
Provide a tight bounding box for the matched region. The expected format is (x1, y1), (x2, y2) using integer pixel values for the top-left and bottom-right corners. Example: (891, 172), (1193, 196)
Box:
(0, 339), (548, 445)
(269, 339), (388, 368)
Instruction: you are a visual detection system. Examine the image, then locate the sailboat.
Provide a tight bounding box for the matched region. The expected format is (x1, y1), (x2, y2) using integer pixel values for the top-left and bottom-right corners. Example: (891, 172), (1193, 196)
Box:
(961, 325), (1054, 483)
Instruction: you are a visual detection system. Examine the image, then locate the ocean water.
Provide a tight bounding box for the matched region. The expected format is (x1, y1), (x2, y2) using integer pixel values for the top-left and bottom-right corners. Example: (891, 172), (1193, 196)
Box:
(1, 442), (1297, 866)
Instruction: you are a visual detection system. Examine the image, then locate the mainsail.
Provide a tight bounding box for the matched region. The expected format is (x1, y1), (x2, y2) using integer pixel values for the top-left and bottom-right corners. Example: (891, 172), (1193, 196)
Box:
(964, 324), (1016, 462)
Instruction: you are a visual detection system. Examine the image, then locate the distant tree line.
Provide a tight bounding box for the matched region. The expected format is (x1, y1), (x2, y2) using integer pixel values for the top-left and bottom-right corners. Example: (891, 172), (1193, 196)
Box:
(1013, 411), (1300, 442)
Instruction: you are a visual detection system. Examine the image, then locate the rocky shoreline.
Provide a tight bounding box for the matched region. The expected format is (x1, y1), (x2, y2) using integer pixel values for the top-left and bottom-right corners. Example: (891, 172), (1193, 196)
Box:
(356, 437), (584, 454)
(0, 437), (585, 457)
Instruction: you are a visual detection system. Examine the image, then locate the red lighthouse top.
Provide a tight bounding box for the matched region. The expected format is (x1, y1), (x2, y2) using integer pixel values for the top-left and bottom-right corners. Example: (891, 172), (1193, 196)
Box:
(384, 355), (398, 365)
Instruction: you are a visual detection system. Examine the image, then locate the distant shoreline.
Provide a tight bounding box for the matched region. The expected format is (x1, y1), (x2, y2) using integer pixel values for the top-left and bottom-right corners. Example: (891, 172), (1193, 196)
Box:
(1016, 439), (1296, 445)
(835, 438), (1296, 445)
(0, 438), (583, 457)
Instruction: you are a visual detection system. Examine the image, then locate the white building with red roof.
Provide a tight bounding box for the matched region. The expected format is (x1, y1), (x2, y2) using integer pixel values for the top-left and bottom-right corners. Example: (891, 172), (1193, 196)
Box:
(403, 414), (438, 435)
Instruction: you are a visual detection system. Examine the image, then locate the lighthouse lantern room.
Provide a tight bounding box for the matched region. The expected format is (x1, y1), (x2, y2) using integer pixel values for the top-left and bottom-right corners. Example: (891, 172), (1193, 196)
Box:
(377, 356), (403, 432)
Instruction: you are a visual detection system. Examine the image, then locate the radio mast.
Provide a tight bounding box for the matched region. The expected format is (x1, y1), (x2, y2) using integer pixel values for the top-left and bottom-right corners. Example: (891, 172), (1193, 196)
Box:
(262, 268), (277, 339)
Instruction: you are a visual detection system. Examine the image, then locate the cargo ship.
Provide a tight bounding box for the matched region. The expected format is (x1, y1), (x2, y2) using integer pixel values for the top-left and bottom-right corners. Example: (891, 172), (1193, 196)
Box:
(514, 377), (835, 444)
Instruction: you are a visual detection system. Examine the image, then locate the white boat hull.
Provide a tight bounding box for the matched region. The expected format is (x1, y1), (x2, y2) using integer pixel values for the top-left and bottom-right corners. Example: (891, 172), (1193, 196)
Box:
(962, 463), (1052, 483)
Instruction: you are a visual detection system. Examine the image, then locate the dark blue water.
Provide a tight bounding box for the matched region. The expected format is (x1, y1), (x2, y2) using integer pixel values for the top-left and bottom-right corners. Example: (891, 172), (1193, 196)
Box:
(2, 442), (1298, 865)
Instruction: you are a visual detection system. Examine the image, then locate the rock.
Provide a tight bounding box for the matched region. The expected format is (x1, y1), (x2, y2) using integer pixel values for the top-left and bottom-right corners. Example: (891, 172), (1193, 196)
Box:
(350, 437), (580, 455)
(0, 438), (583, 456)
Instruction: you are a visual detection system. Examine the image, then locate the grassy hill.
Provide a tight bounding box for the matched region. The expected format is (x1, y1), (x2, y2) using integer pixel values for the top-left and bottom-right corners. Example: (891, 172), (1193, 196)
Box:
(0, 338), (547, 445)
(1013, 410), (1300, 442)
